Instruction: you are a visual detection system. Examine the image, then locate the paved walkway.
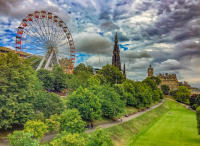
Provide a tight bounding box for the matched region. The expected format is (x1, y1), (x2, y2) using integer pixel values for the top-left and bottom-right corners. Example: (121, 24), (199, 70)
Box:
(0, 100), (164, 146)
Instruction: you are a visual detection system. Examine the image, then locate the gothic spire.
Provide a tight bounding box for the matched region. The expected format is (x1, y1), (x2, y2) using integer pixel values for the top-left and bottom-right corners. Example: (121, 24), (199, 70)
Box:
(112, 32), (121, 71)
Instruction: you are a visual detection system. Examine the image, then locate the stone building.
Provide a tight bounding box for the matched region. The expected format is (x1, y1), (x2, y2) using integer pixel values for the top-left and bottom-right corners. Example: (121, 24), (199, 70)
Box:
(157, 73), (179, 90)
(147, 65), (179, 91)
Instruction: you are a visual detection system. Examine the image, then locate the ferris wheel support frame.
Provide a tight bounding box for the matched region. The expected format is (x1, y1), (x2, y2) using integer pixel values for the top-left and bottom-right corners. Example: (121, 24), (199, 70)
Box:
(15, 10), (76, 74)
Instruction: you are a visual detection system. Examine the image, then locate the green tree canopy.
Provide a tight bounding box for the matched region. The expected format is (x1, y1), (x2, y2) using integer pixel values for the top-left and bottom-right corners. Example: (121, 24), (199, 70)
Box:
(32, 92), (64, 118)
(98, 64), (124, 85)
(37, 69), (54, 90)
(174, 86), (191, 104)
(0, 53), (42, 129)
(50, 132), (86, 146)
(161, 85), (170, 95)
(87, 128), (113, 146)
(73, 63), (93, 75)
(67, 87), (102, 121)
(8, 131), (39, 146)
(24, 120), (48, 140)
(89, 85), (125, 119)
(60, 109), (86, 133)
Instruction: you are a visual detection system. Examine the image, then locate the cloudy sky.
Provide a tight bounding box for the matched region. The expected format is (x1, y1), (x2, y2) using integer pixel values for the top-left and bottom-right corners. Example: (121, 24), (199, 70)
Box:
(0, 0), (200, 88)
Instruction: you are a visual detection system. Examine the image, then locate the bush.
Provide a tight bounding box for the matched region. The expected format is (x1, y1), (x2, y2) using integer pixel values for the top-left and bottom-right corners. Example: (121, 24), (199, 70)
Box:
(90, 85), (125, 119)
(173, 86), (191, 104)
(0, 53), (42, 129)
(24, 120), (48, 140)
(196, 107), (200, 135)
(50, 132), (86, 146)
(8, 131), (39, 146)
(161, 85), (170, 95)
(67, 87), (102, 121)
(33, 91), (64, 118)
(46, 114), (61, 132)
(60, 109), (85, 133)
(87, 128), (113, 146)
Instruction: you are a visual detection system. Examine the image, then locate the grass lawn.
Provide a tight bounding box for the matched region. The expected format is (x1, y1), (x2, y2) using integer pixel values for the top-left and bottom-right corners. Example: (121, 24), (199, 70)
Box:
(105, 99), (199, 146)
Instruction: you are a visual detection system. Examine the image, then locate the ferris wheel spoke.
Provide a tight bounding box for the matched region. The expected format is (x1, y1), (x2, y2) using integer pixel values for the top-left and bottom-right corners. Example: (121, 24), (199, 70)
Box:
(33, 17), (48, 42)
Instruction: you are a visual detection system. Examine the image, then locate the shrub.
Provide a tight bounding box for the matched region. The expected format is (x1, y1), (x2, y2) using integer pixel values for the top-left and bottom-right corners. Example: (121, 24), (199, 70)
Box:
(8, 131), (39, 146)
(67, 87), (102, 121)
(46, 114), (61, 133)
(196, 107), (200, 135)
(33, 91), (64, 118)
(87, 128), (113, 146)
(50, 132), (86, 146)
(24, 120), (48, 140)
(60, 109), (85, 133)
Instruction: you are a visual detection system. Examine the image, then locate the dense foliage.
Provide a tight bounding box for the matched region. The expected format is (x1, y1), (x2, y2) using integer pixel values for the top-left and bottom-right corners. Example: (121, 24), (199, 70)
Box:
(161, 85), (170, 95)
(196, 107), (200, 135)
(0, 53), (42, 129)
(8, 131), (39, 146)
(60, 109), (86, 133)
(67, 87), (102, 121)
(98, 64), (124, 84)
(32, 91), (64, 118)
(173, 86), (191, 104)
(190, 95), (200, 110)
(37, 66), (67, 92)
(24, 120), (48, 140)
(89, 84), (125, 119)
(87, 128), (113, 146)
(50, 132), (87, 146)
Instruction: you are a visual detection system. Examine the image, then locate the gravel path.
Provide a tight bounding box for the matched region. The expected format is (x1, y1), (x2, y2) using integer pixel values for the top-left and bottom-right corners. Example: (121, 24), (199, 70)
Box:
(0, 100), (164, 146)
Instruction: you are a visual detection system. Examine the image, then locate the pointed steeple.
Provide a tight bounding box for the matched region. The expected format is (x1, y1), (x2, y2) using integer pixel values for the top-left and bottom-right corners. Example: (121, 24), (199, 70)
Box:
(114, 32), (119, 51)
(112, 32), (121, 71)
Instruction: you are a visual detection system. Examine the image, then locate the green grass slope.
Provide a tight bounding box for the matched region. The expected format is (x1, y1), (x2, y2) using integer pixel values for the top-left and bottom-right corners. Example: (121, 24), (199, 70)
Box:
(105, 99), (199, 146)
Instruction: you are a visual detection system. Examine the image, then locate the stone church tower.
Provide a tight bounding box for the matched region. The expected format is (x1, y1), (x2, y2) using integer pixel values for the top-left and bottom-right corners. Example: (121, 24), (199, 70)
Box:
(112, 32), (121, 71)
(148, 65), (154, 77)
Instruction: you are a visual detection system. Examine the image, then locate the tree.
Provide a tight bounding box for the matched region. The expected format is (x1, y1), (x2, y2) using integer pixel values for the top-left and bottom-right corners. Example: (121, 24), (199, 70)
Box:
(52, 65), (67, 92)
(46, 114), (61, 133)
(98, 64), (124, 85)
(161, 85), (170, 95)
(73, 63), (93, 75)
(0, 52), (42, 129)
(8, 131), (39, 146)
(60, 109), (86, 133)
(196, 107), (200, 135)
(134, 82), (153, 108)
(32, 91), (64, 118)
(37, 69), (54, 90)
(122, 80), (137, 106)
(67, 87), (102, 121)
(149, 76), (161, 85)
(87, 128), (113, 146)
(89, 85), (125, 119)
(24, 120), (48, 140)
(174, 86), (191, 104)
(50, 132), (86, 146)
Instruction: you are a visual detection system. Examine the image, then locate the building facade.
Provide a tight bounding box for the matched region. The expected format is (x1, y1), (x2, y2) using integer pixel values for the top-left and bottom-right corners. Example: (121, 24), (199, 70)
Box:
(158, 73), (179, 90)
(147, 65), (179, 91)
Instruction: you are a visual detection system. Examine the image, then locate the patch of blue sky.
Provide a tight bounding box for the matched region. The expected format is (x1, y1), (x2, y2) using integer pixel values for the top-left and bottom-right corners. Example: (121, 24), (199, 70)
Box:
(75, 52), (92, 66)
(119, 44), (130, 51)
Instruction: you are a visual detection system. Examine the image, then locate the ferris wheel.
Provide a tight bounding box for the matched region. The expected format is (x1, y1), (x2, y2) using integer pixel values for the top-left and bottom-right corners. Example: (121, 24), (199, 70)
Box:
(15, 10), (75, 74)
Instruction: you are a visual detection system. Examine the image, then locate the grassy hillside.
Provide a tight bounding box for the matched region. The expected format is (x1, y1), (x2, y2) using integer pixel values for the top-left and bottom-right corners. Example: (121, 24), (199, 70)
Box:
(105, 99), (199, 146)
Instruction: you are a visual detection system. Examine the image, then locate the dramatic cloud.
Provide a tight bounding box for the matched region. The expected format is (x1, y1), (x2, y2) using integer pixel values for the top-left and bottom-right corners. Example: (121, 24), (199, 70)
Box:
(0, 0), (200, 87)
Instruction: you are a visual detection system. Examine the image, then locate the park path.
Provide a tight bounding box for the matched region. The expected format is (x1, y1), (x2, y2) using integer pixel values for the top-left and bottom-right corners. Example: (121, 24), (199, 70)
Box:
(0, 100), (164, 146)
